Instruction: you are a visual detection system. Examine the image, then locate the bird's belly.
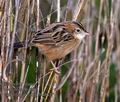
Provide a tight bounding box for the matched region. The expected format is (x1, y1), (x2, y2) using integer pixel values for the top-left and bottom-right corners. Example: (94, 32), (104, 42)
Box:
(42, 40), (80, 60)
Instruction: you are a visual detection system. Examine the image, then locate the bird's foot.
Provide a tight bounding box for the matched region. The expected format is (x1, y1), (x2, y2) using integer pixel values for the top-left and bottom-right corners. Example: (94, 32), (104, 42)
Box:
(50, 68), (60, 75)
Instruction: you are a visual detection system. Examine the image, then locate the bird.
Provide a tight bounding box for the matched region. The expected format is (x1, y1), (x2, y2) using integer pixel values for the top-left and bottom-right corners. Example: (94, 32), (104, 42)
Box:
(14, 21), (89, 61)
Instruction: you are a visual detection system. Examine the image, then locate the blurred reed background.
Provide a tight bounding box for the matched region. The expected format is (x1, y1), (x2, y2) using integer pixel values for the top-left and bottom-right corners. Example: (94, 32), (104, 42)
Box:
(0, 0), (120, 102)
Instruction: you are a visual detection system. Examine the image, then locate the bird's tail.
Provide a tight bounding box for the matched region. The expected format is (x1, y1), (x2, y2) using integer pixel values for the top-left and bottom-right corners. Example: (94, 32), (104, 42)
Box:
(13, 42), (25, 48)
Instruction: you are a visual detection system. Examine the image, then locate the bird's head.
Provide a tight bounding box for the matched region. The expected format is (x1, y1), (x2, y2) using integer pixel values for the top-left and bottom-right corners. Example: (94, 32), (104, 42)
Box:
(64, 21), (89, 41)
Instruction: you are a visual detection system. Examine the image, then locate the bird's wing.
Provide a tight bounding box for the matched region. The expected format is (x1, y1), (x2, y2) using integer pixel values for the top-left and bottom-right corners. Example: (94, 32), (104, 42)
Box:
(32, 32), (56, 46)
(31, 23), (74, 47)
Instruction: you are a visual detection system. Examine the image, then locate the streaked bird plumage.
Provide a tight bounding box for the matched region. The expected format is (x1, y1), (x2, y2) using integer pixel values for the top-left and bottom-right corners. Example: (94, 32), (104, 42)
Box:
(14, 21), (89, 60)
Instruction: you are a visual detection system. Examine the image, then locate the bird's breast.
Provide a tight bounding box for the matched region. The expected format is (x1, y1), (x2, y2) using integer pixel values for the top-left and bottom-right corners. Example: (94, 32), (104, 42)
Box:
(39, 39), (81, 61)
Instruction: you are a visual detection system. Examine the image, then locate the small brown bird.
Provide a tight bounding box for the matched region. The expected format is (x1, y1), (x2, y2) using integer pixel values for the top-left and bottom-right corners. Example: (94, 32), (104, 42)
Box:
(14, 21), (89, 61)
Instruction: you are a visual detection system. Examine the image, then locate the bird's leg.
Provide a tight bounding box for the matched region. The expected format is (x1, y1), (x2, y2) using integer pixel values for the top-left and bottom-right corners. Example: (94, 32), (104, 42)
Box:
(50, 59), (63, 74)
(50, 59), (63, 101)
(50, 61), (60, 74)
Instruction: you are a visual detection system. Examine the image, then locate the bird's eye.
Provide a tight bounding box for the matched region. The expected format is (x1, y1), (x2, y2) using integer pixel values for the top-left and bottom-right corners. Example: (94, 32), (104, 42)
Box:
(76, 28), (81, 32)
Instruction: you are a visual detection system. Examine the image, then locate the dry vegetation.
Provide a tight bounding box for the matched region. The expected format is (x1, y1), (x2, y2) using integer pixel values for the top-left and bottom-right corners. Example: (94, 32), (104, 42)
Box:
(0, 0), (120, 102)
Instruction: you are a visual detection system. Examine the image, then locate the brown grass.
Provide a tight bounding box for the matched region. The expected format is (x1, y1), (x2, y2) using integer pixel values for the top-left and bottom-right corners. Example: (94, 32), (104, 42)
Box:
(0, 0), (120, 102)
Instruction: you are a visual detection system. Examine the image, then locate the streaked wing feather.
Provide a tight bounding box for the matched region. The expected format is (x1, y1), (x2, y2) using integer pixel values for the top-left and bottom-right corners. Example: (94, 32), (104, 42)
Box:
(32, 32), (56, 45)
(31, 22), (74, 46)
